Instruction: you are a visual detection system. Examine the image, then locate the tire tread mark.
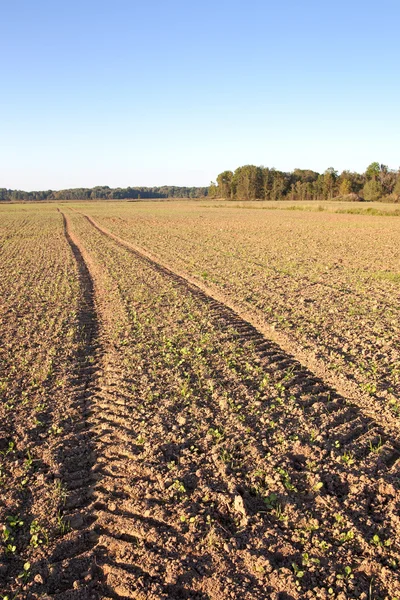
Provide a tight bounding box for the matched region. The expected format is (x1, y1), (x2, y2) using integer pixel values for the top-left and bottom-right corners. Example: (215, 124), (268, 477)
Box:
(79, 211), (400, 466)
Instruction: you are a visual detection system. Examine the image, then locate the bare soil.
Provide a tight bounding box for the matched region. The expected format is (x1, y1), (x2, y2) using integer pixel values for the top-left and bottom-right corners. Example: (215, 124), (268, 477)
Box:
(0, 204), (399, 600)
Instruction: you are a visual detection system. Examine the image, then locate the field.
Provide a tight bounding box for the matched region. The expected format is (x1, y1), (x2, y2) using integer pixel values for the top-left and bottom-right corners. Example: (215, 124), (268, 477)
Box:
(0, 201), (399, 600)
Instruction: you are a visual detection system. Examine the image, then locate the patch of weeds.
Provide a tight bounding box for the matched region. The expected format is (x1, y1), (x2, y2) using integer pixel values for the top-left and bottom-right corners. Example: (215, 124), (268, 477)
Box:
(52, 479), (68, 505)
(283, 366), (296, 382)
(24, 449), (34, 472)
(264, 493), (287, 521)
(274, 382), (286, 397)
(220, 448), (233, 464)
(389, 398), (400, 415)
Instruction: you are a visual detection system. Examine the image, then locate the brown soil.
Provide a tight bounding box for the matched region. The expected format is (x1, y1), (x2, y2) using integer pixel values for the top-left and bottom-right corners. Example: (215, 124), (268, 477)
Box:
(0, 205), (399, 600)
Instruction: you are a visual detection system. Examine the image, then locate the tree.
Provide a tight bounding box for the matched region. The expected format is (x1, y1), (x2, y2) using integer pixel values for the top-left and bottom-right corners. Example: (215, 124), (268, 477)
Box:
(339, 177), (352, 196)
(365, 162), (380, 181)
(392, 176), (400, 200)
(323, 167), (338, 199)
(362, 179), (383, 201)
(216, 171), (233, 199)
(232, 165), (263, 200)
(208, 182), (218, 198)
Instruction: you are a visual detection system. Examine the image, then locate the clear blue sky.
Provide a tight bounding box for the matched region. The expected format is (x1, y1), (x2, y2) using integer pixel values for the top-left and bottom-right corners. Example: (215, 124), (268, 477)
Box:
(1, 0), (399, 190)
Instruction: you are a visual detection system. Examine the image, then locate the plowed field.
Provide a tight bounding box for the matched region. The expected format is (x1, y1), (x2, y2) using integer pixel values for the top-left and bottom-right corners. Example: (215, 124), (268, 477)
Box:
(0, 202), (399, 600)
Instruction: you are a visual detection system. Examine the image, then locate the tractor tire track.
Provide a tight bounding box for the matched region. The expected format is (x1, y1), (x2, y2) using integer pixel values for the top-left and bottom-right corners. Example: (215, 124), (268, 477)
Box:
(56, 213), (173, 599)
(68, 210), (400, 598)
(79, 212), (400, 459)
(76, 211), (400, 438)
(52, 209), (400, 600)
(37, 212), (102, 598)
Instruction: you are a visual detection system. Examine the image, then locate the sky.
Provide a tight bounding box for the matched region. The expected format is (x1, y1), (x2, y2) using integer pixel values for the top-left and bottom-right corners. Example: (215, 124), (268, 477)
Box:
(1, 0), (400, 190)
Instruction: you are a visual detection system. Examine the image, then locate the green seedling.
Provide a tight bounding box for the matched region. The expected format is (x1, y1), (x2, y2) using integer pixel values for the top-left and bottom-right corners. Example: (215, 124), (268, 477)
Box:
(314, 539), (329, 551)
(0, 441), (15, 457)
(369, 436), (383, 453)
(341, 451), (355, 466)
(57, 512), (70, 535)
(302, 552), (320, 566)
(208, 427), (224, 443)
(220, 448), (233, 464)
(259, 374), (270, 391)
(24, 450), (33, 471)
(371, 534), (391, 548)
(292, 562), (305, 578)
(2, 515), (23, 553)
(336, 565), (354, 580)
(17, 562), (31, 583)
(30, 520), (48, 547)
(312, 481), (324, 492)
(361, 382), (377, 395)
(264, 493), (278, 509)
(339, 529), (355, 544)
(276, 467), (298, 492)
(171, 479), (186, 495)
(48, 424), (63, 435)
(334, 513), (344, 524)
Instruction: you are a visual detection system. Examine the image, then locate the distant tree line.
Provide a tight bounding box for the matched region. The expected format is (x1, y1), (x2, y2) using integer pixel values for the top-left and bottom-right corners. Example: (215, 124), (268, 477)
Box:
(0, 185), (209, 202)
(3, 163), (400, 203)
(209, 163), (400, 202)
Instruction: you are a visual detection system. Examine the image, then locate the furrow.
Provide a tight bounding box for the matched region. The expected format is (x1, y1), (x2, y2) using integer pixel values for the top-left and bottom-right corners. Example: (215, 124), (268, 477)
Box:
(42, 212), (103, 599)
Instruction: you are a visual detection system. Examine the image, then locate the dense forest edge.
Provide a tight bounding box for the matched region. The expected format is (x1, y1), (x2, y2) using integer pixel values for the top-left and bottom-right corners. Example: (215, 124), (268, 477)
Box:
(1, 162), (400, 202)
(209, 162), (400, 202)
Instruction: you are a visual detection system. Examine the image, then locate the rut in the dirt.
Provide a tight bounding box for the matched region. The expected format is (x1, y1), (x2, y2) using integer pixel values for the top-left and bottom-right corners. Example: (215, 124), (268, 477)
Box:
(53, 214), (170, 599)
(37, 212), (102, 599)
(81, 211), (400, 475)
(44, 211), (400, 600)
(62, 210), (400, 598)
